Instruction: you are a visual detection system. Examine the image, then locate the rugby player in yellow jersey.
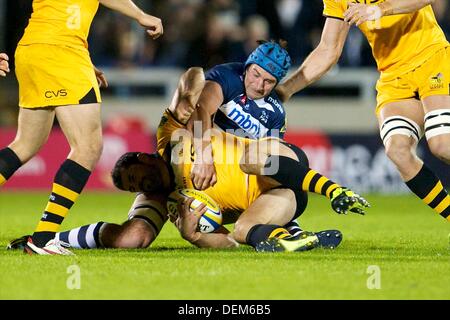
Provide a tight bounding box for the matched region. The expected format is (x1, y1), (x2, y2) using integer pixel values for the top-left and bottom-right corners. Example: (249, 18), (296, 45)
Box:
(0, 0), (163, 255)
(8, 67), (369, 252)
(275, 0), (450, 221)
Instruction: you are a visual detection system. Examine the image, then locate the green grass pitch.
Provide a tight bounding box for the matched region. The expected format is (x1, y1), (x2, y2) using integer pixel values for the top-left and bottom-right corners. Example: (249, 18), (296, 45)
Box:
(0, 191), (449, 300)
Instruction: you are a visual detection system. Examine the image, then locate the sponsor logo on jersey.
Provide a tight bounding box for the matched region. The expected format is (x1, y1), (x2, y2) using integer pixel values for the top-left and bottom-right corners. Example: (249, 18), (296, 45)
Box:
(430, 73), (444, 89)
(267, 96), (284, 114)
(45, 89), (68, 99)
(228, 107), (261, 137)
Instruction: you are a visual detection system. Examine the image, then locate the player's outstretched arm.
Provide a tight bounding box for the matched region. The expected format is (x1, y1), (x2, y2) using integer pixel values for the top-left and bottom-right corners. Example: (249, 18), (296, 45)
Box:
(275, 18), (349, 103)
(0, 53), (10, 77)
(175, 198), (239, 249)
(344, 0), (436, 26)
(99, 0), (163, 39)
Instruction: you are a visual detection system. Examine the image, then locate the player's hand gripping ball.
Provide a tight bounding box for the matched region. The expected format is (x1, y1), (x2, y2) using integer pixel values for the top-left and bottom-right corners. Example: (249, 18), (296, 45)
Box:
(167, 189), (222, 233)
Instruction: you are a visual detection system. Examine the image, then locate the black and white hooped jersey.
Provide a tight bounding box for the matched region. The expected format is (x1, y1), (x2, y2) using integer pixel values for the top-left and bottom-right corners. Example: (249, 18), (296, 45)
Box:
(205, 63), (286, 139)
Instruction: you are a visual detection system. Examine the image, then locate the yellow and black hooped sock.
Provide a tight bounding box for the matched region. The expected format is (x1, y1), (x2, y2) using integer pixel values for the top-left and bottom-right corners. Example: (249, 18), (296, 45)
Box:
(301, 168), (340, 198)
(32, 159), (91, 247)
(406, 165), (450, 220)
(264, 155), (340, 198)
(0, 148), (22, 187)
(246, 224), (291, 248)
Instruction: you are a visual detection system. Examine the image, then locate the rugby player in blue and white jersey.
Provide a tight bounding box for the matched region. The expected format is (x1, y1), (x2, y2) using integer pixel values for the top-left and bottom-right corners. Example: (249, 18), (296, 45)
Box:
(177, 40), (305, 237)
(181, 41), (291, 191)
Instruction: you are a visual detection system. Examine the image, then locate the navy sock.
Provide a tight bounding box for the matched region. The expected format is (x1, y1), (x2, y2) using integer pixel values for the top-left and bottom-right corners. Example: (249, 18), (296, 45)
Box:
(0, 148), (22, 186)
(56, 222), (106, 249)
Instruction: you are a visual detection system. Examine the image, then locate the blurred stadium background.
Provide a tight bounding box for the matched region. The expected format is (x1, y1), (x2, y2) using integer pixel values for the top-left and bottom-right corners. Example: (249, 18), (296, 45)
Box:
(0, 0), (449, 192)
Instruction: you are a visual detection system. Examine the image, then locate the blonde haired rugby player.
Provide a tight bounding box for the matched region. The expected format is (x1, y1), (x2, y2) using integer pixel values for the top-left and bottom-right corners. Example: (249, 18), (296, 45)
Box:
(275, 0), (450, 222)
(0, 0), (163, 255)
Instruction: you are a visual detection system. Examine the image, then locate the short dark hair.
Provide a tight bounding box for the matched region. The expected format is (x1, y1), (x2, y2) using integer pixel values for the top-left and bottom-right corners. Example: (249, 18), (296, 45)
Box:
(111, 152), (141, 190)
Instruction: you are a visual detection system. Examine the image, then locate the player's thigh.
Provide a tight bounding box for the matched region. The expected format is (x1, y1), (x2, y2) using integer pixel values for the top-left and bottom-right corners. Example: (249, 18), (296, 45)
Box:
(55, 103), (102, 149)
(422, 95), (450, 111)
(9, 107), (55, 160)
(247, 138), (299, 160)
(377, 99), (424, 126)
(240, 138), (299, 174)
(233, 188), (297, 242)
(377, 99), (425, 149)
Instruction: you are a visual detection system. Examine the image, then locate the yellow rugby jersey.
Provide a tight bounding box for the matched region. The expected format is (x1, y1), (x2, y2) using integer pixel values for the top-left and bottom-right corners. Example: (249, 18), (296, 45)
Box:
(157, 110), (267, 214)
(19, 0), (99, 51)
(323, 0), (449, 77)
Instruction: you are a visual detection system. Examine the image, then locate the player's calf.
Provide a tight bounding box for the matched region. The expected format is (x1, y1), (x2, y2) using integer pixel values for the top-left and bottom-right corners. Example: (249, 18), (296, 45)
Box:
(405, 165), (450, 221)
(427, 137), (450, 164)
(260, 151), (370, 214)
(104, 219), (155, 249)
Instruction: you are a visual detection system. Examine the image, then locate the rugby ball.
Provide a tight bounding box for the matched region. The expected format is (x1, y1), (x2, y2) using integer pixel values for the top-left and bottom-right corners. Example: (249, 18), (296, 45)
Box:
(167, 188), (222, 233)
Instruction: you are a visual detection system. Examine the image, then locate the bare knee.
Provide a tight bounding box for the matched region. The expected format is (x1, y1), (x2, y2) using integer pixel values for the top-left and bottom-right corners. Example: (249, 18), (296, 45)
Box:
(427, 136), (450, 164)
(232, 220), (251, 244)
(69, 138), (103, 169)
(384, 136), (416, 167)
(85, 140), (103, 163)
